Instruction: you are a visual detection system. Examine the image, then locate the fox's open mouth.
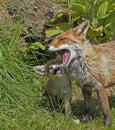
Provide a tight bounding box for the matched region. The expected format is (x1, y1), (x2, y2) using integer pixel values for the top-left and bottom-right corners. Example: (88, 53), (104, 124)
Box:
(58, 49), (70, 67)
(53, 66), (62, 77)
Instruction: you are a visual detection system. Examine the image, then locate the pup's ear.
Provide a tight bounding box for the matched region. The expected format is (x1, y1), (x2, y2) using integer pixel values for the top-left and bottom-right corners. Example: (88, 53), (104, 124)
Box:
(33, 65), (46, 75)
(74, 20), (90, 37)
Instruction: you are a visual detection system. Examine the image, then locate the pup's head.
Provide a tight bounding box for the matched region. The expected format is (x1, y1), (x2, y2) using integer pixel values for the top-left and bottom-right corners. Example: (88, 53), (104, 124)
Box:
(33, 64), (63, 77)
(47, 20), (90, 67)
(33, 54), (63, 77)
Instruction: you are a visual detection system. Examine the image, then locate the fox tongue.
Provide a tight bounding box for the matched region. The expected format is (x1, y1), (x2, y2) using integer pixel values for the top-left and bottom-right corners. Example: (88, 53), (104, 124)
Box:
(62, 51), (69, 66)
(55, 69), (62, 77)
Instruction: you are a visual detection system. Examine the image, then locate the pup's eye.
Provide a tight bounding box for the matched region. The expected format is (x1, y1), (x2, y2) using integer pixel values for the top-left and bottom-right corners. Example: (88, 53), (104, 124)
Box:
(49, 66), (53, 71)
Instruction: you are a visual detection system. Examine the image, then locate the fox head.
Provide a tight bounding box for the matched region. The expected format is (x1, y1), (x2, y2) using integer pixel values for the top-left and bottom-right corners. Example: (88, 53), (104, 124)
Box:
(47, 20), (90, 67)
(33, 54), (63, 77)
(33, 64), (63, 77)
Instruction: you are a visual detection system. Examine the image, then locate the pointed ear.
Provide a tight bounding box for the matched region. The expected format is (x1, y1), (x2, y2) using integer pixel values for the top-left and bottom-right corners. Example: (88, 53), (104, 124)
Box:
(74, 20), (90, 37)
(33, 65), (46, 75)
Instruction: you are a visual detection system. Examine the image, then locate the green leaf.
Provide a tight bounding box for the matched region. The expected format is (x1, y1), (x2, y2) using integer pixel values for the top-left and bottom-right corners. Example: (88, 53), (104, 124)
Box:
(49, 13), (64, 23)
(97, 1), (109, 19)
(71, 3), (87, 14)
(69, 16), (80, 26)
(45, 29), (64, 38)
(109, 2), (115, 10)
(99, 10), (115, 27)
(104, 10), (115, 23)
(88, 26), (103, 43)
(28, 42), (46, 50)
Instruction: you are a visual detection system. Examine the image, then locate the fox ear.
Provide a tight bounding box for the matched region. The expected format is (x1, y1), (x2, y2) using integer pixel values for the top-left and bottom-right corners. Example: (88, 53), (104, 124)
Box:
(74, 20), (90, 37)
(33, 65), (46, 75)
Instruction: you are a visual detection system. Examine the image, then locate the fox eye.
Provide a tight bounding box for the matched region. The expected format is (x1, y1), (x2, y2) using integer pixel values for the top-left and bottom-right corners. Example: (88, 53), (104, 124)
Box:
(59, 37), (67, 41)
(49, 66), (53, 71)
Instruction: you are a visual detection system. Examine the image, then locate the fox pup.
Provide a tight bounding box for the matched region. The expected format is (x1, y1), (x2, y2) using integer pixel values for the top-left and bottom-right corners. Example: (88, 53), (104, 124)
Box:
(47, 20), (115, 125)
(33, 55), (72, 119)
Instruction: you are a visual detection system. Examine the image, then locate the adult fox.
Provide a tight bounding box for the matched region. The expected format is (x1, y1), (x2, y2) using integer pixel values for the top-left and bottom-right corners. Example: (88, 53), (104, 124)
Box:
(47, 20), (115, 125)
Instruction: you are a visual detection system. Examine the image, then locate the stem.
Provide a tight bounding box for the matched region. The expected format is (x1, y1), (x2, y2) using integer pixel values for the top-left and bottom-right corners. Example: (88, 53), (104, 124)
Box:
(68, 0), (71, 23)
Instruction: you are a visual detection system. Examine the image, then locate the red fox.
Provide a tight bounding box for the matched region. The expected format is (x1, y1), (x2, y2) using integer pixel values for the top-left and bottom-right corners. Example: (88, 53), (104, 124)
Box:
(47, 20), (115, 125)
(33, 55), (72, 119)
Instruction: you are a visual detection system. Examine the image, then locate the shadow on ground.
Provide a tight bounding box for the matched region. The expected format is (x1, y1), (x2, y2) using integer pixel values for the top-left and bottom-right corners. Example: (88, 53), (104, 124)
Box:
(71, 95), (115, 120)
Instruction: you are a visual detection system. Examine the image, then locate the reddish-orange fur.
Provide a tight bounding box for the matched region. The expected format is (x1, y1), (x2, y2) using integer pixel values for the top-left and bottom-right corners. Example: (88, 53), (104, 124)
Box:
(48, 20), (115, 125)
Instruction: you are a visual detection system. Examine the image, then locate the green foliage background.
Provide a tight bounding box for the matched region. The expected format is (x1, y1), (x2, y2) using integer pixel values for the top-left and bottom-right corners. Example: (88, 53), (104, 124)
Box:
(0, 0), (115, 129)
(45, 0), (115, 43)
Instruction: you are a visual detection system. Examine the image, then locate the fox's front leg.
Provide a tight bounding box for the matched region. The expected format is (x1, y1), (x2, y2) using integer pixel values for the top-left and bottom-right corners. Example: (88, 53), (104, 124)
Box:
(97, 87), (111, 125)
(82, 89), (92, 122)
(44, 90), (58, 114)
(64, 99), (71, 119)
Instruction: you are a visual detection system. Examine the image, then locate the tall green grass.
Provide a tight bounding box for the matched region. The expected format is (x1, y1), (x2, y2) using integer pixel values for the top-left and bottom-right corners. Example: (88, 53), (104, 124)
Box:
(0, 21), (41, 129)
(0, 20), (114, 130)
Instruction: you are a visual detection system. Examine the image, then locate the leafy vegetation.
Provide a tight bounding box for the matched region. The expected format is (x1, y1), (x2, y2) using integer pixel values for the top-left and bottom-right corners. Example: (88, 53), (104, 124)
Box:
(45, 0), (115, 43)
(0, 0), (115, 130)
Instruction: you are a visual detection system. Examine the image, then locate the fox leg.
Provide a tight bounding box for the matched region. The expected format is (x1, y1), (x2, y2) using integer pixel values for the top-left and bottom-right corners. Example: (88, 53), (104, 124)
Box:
(44, 90), (58, 113)
(64, 99), (71, 119)
(97, 87), (111, 125)
(82, 89), (92, 122)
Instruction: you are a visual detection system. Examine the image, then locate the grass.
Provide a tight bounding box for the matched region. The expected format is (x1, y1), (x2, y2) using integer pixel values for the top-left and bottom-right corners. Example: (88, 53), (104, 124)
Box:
(0, 21), (115, 130)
